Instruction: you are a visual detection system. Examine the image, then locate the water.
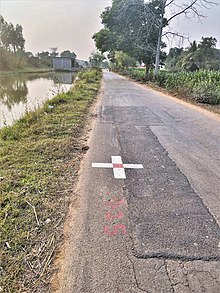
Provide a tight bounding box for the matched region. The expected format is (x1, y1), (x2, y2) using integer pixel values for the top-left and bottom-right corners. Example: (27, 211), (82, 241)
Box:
(0, 72), (75, 128)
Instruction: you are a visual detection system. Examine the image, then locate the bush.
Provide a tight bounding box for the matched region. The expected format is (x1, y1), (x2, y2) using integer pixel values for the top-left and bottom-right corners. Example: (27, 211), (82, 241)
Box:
(193, 83), (220, 104)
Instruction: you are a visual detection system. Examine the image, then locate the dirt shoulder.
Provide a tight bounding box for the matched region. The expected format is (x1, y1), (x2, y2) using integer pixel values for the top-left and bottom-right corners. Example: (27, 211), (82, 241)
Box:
(146, 82), (220, 116)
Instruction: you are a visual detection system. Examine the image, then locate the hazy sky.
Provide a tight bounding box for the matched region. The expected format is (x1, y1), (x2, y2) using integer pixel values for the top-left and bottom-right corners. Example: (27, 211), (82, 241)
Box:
(1, 0), (220, 60)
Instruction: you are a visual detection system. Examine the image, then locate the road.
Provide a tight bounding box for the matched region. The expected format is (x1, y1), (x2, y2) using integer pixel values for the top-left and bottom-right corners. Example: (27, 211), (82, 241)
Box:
(55, 71), (220, 293)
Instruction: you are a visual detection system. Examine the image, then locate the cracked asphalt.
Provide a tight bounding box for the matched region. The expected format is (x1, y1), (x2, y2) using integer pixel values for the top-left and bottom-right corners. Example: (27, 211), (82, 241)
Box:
(55, 71), (220, 293)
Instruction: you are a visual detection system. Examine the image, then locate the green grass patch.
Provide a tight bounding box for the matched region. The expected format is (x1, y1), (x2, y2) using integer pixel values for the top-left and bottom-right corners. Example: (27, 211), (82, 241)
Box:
(0, 68), (102, 292)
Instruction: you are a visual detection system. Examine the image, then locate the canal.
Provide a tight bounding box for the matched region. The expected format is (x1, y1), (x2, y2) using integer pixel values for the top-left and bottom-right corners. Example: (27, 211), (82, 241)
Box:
(0, 72), (75, 128)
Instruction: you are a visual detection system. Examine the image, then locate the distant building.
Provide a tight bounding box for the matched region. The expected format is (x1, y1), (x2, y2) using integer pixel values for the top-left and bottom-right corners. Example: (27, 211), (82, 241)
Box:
(53, 57), (79, 71)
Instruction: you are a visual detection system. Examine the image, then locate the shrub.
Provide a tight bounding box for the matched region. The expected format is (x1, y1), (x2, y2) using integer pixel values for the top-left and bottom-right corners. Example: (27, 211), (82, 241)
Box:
(193, 83), (220, 104)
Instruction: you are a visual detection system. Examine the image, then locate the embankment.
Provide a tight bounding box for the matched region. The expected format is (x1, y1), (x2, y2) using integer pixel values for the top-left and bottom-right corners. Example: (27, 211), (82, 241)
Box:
(0, 68), (102, 292)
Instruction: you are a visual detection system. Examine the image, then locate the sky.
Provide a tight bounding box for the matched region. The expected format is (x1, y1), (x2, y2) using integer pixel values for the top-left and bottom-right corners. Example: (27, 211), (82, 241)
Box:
(1, 0), (220, 60)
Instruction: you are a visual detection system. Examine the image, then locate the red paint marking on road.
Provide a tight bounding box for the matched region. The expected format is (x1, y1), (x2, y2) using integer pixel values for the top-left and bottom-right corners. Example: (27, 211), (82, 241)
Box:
(101, 191), (127, 237)
(113, 163), (124, 168)
(104, 224), (127, 236)
(104, 198), (125, 210)
(105, 211), (124, 221)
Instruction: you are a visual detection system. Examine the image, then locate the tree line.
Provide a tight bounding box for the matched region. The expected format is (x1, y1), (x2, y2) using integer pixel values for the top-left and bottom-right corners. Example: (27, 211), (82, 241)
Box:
(166, 37), (220, 71)
(0, 16), (78, 71)
(0, 15), (25, 53)
(92, 0), (218, 76)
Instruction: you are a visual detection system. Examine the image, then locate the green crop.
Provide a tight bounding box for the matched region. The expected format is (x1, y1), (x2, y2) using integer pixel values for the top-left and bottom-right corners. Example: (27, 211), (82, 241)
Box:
(118, 68), (220, 105)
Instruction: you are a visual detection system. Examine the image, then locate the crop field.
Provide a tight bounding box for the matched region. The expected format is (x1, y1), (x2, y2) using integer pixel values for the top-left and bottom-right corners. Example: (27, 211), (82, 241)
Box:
(120, 68), (220, 105)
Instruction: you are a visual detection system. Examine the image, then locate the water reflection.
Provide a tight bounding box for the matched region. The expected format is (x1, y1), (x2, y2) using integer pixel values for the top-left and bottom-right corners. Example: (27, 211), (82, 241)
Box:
(0, 75), (29, 109)
(0, 72), (74, 128)
(53, 72), (75, 85)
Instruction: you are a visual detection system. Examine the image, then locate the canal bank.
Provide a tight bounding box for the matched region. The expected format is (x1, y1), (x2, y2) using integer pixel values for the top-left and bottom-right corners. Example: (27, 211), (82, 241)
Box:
(0, 68), (102, 292)
(0, 68), (53, 76)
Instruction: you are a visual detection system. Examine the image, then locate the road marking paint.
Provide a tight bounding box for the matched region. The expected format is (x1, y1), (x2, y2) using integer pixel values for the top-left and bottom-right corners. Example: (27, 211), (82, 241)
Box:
(100, 191), (127, 237)
(92, 163), (113, 168)
(105, 211), (124, 221)
(92, 156), (143, 179)
(104, 224), (127, 236)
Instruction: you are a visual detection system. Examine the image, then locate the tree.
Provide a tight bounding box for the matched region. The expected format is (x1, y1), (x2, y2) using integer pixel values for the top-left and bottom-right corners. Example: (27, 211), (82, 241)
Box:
(36, 51), (53, 68)
(93, 0), (165, 77)
(93, 0), (217, 77)
(166, 47), (183, 69)
(188, 41), (197, 53)
(114, 51), (137, 69)
(198, 36), (217, 50)
(14, 24), (25, 52)
(167, 36), (220, 71)
(60, 50), (76, 58)
(193, 37), (219, 69)
(152, 0), (217, 76)
(37, 51), (50, 59)
(50, 47), (59, 57)
(89, 50), (105, 67)
(0, 16), (25, 52)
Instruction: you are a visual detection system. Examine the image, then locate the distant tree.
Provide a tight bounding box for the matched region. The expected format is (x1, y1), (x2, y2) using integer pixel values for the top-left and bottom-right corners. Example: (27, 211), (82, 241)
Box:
(114, 51), (137, 69)
(24, 51), (33, 58)
(60, 50), (76, 58)
(193, 37), (219, 69)
(168, 36), (220, 71)
(198, 37), (217, 50)
(37, 51), (50, 59)
(188, 41), (197, 53)
(0, 16), (25, 52)
(166, 47), (183, 70)
(35, 51), (52, 68)
(89, 50), (105, 67)
(14, 24), (25, 52)
(50, 47), (59, 57)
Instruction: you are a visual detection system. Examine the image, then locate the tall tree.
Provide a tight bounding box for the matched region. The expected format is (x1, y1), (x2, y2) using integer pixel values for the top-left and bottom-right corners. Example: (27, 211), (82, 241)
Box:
(153, 0), (217, 76)
(93, 0), (164, 77)
(0, 16), (25, 52)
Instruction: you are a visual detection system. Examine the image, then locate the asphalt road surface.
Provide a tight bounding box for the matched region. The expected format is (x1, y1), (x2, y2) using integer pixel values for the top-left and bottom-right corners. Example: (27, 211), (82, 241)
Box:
(56, 71), (220, 293)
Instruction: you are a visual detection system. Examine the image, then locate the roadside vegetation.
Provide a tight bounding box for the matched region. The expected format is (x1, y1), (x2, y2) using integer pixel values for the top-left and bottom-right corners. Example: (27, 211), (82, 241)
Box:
(0, 68), (102, 292)
(117, 68), (220, 105)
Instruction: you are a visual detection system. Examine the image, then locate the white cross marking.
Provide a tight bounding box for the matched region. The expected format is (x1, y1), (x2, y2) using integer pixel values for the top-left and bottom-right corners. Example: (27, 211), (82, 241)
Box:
(92, 156), (143, 179)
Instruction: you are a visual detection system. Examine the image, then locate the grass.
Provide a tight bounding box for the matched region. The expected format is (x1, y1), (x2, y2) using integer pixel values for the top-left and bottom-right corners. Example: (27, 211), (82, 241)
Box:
(0, 68), (102, 292)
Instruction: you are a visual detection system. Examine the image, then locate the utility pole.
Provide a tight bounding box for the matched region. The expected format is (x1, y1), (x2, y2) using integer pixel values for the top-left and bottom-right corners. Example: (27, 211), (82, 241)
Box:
(154, 0), (166, 77)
